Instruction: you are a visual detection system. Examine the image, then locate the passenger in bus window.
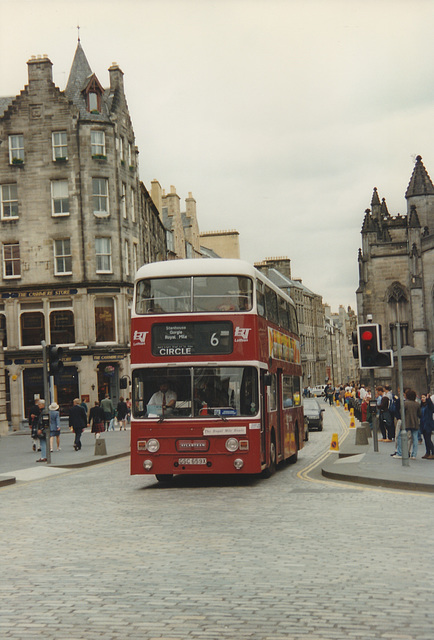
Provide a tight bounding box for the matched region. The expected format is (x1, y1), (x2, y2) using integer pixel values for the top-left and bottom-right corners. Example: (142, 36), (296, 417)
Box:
(148, 380), (177, 415)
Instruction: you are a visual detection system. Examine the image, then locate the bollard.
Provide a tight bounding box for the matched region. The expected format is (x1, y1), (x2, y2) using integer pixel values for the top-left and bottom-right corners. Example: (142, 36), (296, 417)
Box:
(361, 421), (371, 438)
(94, 438), (107, 456)
(355, 426), (369, 445)
(349, 415), (356, 429)
(350, 407), (354, 416)
(336, 400), (340, 407)
(344, 403), (348, 411)
(330, 433), (339, 452)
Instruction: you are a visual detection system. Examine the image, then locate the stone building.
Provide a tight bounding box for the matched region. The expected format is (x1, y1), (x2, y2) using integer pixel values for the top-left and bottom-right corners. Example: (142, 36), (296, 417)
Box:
(324, 305), (358, 386)
(254, 257), (327, 387)
(150, 181), (201, 260)
(0, 43), (166, 427)
(199, 230), (240, 259)
(357, 155), (434, 391)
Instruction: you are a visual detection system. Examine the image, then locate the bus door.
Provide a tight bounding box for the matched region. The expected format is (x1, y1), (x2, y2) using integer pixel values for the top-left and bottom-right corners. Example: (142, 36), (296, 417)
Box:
(276, 368), (283, 458)
(260, 370), (268, 463)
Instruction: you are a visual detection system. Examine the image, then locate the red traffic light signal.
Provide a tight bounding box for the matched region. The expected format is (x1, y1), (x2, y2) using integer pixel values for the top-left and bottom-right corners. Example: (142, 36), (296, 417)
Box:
(357, 323), (393, 369)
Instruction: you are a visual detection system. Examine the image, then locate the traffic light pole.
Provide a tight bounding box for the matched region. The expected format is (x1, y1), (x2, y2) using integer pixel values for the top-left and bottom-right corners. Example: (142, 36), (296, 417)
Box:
(396, 320), (409, 467)
(41, 341), (51, 465)
(370, 369), (379, 452)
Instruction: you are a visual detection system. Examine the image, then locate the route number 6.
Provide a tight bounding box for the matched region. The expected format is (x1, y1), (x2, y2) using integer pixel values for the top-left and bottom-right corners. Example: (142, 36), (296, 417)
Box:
(210, 332), (219, 347)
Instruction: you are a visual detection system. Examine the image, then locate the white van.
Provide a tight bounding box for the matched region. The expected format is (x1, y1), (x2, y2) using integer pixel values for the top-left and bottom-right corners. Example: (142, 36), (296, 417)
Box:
(310, 385), (327, 397)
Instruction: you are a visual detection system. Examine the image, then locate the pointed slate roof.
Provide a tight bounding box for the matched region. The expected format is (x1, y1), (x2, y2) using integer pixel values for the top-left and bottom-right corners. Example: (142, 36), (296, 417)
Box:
(64, 41), (109, 121)
(65, 41), (93, 99)
(405, 155), (434, 198)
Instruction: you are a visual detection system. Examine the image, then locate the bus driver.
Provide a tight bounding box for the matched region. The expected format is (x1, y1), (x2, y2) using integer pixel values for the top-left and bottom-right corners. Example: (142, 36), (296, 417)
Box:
(148, 380), (177, 416)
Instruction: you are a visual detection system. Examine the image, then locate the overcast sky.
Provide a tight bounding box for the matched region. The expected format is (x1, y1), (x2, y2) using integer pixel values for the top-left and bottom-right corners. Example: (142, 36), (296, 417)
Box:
(1, 0), (433, 311)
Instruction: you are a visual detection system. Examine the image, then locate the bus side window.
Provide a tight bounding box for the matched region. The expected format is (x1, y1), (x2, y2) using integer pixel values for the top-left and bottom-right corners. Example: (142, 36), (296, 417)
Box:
(256, 281), (265, 317)
(282, 376), (293, 408)
(265, 286), (278, 325)
(293, 376), (301, 406)
(267, 373), (277, 411)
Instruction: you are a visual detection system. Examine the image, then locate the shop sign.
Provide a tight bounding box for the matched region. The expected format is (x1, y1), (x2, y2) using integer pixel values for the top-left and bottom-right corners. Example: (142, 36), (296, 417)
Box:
(1, 288), (78, 299)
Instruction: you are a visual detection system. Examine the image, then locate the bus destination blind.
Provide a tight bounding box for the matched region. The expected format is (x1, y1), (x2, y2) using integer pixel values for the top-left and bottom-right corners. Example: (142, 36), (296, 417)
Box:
(152, 322), (233, 356)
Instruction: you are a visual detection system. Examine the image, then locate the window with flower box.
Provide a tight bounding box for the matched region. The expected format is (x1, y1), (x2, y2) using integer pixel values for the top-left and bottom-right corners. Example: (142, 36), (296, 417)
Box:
(9, 135), (24, 164)
(52, 131), (68, 161)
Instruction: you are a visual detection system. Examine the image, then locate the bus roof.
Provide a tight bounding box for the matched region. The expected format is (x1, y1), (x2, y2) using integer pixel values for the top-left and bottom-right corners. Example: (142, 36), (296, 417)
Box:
(134, 259), (296, 308)
(135, 258), (257, 280)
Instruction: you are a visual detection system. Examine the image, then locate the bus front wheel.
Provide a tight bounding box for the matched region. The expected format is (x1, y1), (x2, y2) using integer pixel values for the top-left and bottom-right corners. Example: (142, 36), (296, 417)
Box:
(263, 435), (277, 478)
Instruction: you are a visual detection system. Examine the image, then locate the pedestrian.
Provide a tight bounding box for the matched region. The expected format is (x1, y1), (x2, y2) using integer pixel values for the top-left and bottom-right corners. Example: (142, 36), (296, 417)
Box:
(420, 393), (434, 459)
(377, 386), (393, 442)
(404, 389), (421, 459)
(100, 394), (114, 431)
(88, 401), (105, 438)
(326, 384), (334, 406)
(29, 398), (42, 452)
(49, 402), (61, 452)
(361, 391), (371, 426)
(116, 396), (128, 430)
(69, 398), (87, 451)
(80, 397), (88, 421)
(35, 400), (47, 462)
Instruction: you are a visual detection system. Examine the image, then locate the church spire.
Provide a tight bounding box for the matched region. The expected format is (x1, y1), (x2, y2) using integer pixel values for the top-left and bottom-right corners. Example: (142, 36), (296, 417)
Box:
(405, 155), (434, 198)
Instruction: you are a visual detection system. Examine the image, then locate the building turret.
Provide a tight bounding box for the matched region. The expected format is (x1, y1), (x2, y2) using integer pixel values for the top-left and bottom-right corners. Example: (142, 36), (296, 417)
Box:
(405, 155), (434, 229)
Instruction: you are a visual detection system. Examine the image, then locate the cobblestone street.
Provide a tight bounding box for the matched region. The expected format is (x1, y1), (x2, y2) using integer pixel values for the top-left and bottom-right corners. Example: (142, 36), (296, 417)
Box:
(2, 408), (434, 639)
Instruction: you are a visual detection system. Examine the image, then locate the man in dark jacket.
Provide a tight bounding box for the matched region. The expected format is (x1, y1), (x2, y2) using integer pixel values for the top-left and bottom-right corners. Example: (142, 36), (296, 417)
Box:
(69, 398), (87, 451)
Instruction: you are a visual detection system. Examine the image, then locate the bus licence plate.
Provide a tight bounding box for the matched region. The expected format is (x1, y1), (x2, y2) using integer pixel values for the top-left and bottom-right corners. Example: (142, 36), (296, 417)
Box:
(178, 457), (207, 465)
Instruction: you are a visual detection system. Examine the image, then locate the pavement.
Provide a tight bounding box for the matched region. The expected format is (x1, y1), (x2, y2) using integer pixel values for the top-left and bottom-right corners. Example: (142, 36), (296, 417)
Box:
(0, 426), (130, 486)
(1, 409), (434, 492)
(321, 407), (434, 493)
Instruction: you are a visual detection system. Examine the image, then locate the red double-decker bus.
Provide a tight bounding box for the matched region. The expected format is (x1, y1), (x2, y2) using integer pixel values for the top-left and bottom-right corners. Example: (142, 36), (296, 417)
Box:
(130, 259), (305, 481)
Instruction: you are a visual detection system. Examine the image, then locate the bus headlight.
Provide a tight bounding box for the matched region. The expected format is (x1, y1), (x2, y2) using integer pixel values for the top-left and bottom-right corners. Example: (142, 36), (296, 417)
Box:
(146, 438), (160, 453)
(234, 458), (244, 470)
(143, 459), (153, 470)
(225, 437), (239, 452)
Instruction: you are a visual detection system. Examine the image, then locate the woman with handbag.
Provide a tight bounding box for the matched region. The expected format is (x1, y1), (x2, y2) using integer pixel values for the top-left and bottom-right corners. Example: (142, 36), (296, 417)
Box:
(49, 402), (61, 452)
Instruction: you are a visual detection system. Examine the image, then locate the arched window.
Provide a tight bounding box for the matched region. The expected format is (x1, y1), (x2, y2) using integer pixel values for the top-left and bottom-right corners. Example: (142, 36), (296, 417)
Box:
(50, 310), (75, 344)
(21, 312), (45, 346)
(386, 282), (409, 348)
(95, 297), (115, 343)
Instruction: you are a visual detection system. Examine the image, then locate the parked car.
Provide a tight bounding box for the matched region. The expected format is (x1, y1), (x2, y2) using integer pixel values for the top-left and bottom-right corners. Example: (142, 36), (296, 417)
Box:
(303, 398), (325, 431)
(310, 385), (326, 397)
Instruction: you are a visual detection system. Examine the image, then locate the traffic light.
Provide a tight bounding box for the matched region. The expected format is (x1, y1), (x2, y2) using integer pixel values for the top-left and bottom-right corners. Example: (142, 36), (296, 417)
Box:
(351, 330), (359, 360)
(357, 324), (393, 369)
(120, 376), (128, 389)
(48, 345), (64, 375)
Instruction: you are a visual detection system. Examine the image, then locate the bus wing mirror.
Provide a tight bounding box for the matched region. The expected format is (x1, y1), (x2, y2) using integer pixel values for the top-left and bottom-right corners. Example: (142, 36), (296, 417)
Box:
(264, 374), (272, 387)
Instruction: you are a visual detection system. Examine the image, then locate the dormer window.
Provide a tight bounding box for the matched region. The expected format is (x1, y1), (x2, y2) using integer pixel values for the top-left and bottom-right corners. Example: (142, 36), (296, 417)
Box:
(84, 74), (104, 113)
(89, 92), (98, 111)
